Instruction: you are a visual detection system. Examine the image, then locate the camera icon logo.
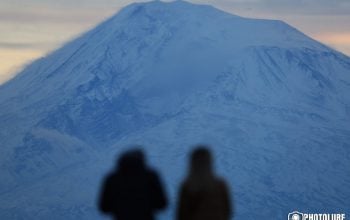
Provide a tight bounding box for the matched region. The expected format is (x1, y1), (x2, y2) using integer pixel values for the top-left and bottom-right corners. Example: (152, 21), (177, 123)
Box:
(288, 211), (304, 220)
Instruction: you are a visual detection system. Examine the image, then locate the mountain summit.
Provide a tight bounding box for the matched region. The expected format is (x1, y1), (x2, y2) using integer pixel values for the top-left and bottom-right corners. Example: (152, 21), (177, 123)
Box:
(1, 1), (350, 219)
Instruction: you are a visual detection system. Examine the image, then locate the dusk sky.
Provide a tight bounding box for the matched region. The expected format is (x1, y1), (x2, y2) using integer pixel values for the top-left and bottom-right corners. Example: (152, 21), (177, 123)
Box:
(1, 0), (349, 84)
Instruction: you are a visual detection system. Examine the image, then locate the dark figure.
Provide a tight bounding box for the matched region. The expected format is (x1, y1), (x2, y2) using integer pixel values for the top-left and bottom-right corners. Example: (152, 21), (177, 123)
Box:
(98, 149), (168, 220)
(176, 146), (232, 220)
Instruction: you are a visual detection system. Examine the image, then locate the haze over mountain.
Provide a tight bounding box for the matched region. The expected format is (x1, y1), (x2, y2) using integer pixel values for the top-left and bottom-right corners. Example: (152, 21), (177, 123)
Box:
(0, 1), (349, 219)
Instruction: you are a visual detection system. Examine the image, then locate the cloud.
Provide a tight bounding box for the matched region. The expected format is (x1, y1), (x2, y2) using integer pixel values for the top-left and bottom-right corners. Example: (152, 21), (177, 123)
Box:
(1, 0), (350, 16)
(0, 48), (44, 84)
(0, 42), (54, 50)
(0, 7), (118, 24)
(196, 0), (350, 15)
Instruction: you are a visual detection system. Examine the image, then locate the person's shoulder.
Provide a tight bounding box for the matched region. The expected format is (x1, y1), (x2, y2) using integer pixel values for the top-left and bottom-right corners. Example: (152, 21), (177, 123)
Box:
(104, 172), (119, 183)
(179, 180), (192, 194)
(146, 168), (161, 179)
(214, 177), (229, 188)
(180, 180), (189, 189)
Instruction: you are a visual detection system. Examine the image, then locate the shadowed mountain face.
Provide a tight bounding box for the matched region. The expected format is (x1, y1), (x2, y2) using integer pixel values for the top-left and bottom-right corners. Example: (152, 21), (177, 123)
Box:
(0, 1), (350, 219)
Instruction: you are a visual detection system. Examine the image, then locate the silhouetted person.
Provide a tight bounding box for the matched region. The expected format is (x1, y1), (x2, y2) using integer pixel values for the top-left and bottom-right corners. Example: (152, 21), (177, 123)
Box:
(98, 149), (168, 220)
(176, 146), (232, 220)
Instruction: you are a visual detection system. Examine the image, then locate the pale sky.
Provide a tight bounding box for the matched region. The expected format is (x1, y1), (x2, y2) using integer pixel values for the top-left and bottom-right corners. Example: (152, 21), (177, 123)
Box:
(0, 0), (350, 84)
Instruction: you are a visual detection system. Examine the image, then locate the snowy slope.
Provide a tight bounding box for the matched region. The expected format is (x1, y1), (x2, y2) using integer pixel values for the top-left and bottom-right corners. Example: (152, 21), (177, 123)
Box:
(0, 1), (350, 219)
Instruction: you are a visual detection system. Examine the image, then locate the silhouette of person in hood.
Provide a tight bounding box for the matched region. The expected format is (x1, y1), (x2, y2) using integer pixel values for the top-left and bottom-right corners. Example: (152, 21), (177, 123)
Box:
(176, 146), (232, 220)
(98, 149), (168, 220)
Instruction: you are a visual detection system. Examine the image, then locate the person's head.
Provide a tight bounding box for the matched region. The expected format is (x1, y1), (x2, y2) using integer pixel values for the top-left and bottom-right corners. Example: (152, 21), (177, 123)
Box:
(117, 149), (145, 173)
(189, 146), (213, 178)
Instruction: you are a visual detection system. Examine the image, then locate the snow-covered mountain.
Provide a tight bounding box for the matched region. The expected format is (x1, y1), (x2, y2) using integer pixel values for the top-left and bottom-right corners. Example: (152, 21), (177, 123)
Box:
(1, 1), (350, 219)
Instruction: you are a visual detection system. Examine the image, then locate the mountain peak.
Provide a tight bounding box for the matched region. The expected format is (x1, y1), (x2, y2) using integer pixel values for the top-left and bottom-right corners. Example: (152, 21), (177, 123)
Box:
(115, 0), (237, 21)
(126, 0), (205, 8)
